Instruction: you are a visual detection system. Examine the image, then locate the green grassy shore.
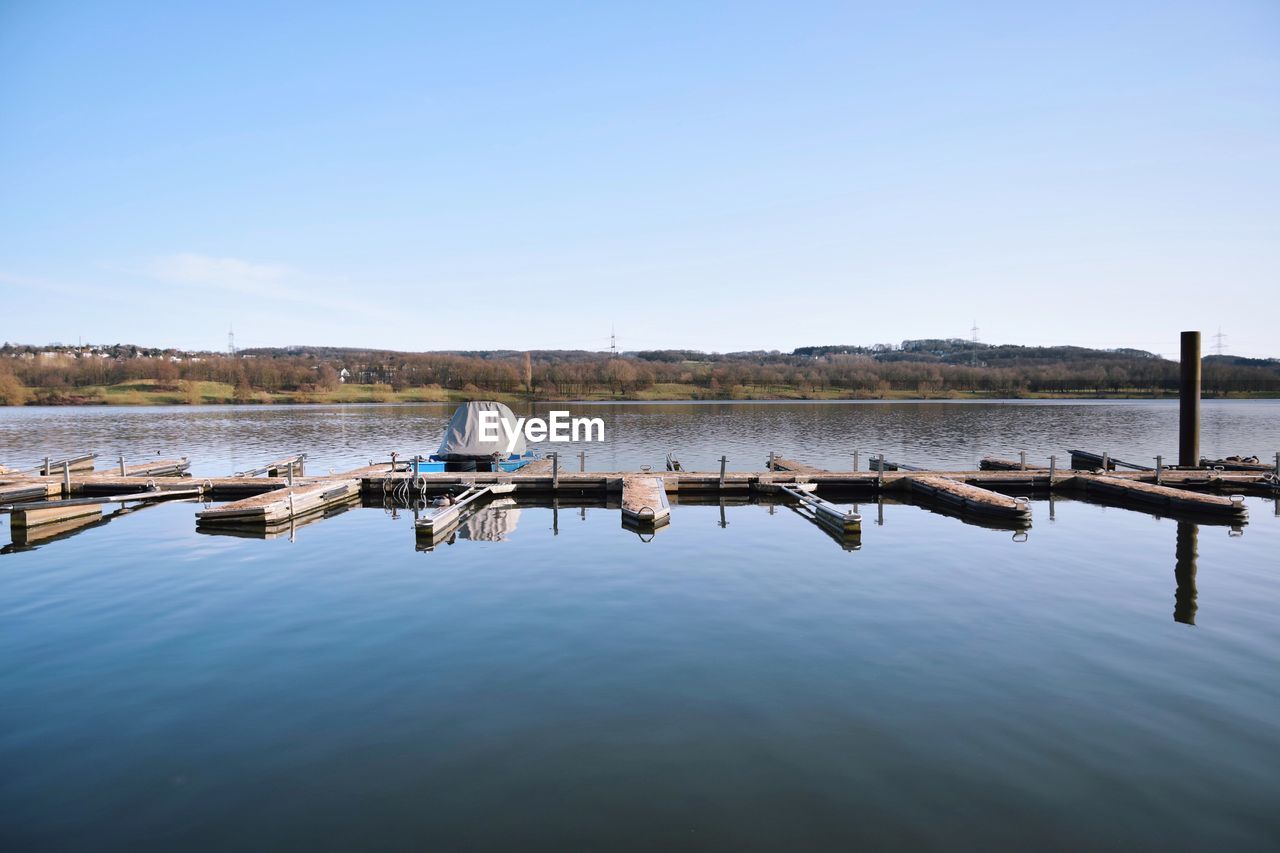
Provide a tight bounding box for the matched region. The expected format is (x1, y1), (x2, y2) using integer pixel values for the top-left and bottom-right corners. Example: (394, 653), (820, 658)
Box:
(8, 379), (1275, 406)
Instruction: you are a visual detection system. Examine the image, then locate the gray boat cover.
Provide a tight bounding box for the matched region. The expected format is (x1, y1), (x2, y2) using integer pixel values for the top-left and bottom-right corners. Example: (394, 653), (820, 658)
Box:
(436, 401), (526, 459)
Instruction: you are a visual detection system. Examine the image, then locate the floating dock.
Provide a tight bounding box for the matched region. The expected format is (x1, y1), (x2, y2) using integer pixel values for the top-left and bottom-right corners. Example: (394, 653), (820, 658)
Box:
(195, 479), (361, 525)
(1075, 474), (1248, 521)
(415, 483), (516, 540)
(4, 445), (1276, 552)
(759, 481), (861, 540)
(904, 475), (1031, 523)
(621, 475), (671, 530)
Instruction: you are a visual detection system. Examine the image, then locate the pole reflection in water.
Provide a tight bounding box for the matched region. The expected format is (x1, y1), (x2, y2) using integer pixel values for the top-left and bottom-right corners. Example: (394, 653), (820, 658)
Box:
(552, 499), (559, 536)
(719, 501), (728, 528)
(1174, 521), (1198, 626)
(877, 498), (884, 527)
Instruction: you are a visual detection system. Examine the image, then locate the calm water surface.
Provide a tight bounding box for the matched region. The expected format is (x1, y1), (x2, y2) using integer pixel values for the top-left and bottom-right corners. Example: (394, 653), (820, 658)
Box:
(2, 401), (1278, 850)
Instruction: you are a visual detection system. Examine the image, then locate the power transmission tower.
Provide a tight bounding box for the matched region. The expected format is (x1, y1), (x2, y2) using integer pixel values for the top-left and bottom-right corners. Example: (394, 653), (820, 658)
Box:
(970, 321), (980, 367)
(228, 325), (236, 357)
(1212, 327), (1227, 356)
(610, 325), (617, 359)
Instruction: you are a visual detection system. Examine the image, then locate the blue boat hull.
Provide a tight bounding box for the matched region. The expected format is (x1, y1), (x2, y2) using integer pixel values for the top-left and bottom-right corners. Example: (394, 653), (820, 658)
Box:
(410, 452), (539, 474)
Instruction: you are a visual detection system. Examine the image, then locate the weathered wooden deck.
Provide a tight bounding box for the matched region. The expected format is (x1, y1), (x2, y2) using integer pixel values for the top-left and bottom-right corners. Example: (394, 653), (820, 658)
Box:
(3, 449), (1274, 551)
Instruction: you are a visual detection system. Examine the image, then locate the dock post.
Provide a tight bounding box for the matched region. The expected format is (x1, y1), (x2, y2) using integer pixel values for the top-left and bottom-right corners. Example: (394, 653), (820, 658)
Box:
(578, 451), (585, 472)
(767, 451), (775, 470)
(719, 455), (727, 487)
(852, 450), (859, 472)
(1101, 451), (1110, 472)
(877, 454), (884, 488)
(1155, 455), (1163, 485)
(119, 455), (126, 476)
(1049, 454), (1056, 485)
(390, 451), (398, 473)
(62, 460), (71, 497)
(42, 456), (50, 476)
(287, 462), (294, 487)
(1179, 330), (1201, 467)
(550, 452), (559, 489)
(1275, 451), (1279, 476)
(1019, 451), (1026, 471)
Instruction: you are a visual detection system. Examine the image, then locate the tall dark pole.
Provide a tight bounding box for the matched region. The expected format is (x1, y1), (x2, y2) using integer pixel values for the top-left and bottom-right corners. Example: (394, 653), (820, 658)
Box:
(1179, 331), (1201, 467)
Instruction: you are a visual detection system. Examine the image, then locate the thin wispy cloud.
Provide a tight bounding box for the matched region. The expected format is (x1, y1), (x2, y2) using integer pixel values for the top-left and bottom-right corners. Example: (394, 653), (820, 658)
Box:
(145, 253), (294, 292)
(141, 253), (380, 319)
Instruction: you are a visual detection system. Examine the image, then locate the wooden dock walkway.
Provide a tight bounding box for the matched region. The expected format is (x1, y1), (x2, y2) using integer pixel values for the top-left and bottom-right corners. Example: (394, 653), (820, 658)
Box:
(195, 479), (361, 525)
(621, 475), (671, 529)
(766, 455), (828, 475)
(5, 444), (1276, 551)
(1075, 474), (1248, 520)
(904, 475), (1032, 523)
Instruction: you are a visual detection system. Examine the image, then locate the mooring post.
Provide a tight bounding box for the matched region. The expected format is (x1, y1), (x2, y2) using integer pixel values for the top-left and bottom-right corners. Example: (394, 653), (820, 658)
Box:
(1019, 451), (1027, 471)
(852, 450), (859, 472)
(287, 461), (294, 487)
(1155, 455), (1163, 485)
(390, 451), (398, 473)
(62, 460), (71, 497)
(1102, 451), (1110, 472)
(1274, 451), (1279, 476)
(1049, 454), (1056, 485)
(578, 451), (585, 472)
(550, 452), (559, 489)
(719, 455), (727, 487)
(767, 451), (775, 470)
(877, 454), (884, 489)
(42, 456), (50, 476)
(118, 455), (125, 476)
(1179, 330), (1201, 467)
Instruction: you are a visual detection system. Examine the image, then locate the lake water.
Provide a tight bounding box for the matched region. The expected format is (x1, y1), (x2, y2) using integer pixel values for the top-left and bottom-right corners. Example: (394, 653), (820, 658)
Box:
(2, 401), (1279, 850)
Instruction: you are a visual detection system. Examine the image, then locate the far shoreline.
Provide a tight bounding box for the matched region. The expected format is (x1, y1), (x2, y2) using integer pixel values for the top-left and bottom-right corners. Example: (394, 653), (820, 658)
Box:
(4, 380), (1278, 408)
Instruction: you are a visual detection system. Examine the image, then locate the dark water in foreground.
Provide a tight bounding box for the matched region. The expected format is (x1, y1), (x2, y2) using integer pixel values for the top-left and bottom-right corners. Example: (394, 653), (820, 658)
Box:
(2, 402), (1279, 850)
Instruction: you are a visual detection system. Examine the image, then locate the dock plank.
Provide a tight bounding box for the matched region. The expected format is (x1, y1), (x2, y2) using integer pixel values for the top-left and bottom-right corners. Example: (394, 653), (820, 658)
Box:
(1076, 474), (1248, 519)
(621, 476), (670, 528)
(906, 475), (1032, 522)
(196, 479), (361, 524)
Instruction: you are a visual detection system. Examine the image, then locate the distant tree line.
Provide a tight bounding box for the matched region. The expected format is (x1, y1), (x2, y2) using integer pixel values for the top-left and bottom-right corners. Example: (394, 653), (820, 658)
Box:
(1, 340), (1278, 404)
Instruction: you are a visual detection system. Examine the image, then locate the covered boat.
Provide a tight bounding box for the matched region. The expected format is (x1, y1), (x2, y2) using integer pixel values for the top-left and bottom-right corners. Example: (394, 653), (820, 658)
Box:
(411, 402), (540, 473)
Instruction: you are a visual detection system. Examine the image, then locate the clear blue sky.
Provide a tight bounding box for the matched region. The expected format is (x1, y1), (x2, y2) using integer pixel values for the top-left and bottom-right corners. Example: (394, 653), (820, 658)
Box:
(2, 1), (1277, 357)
